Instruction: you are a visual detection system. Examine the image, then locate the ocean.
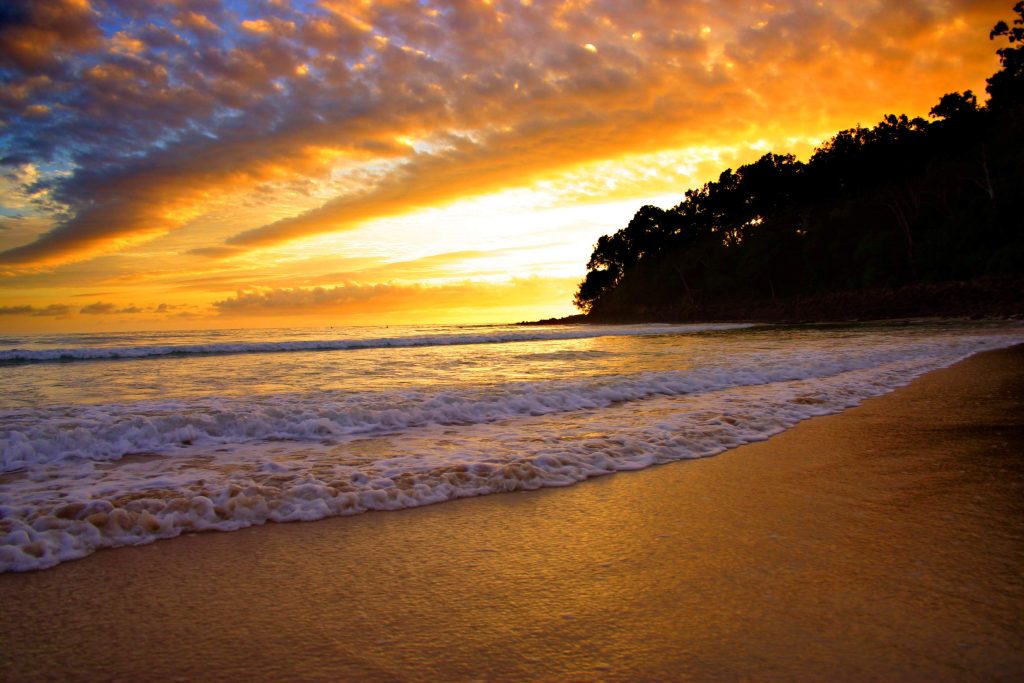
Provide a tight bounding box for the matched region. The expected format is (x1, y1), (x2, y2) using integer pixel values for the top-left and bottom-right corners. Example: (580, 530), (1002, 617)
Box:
(1, 321), (1021, 572)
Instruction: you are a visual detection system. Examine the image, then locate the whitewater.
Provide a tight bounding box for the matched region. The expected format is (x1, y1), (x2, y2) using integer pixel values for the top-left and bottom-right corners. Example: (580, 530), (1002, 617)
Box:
(1, 321), (1021, 572)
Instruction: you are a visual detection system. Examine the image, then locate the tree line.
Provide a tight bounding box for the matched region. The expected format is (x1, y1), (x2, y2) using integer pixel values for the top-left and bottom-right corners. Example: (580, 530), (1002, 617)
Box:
(574, 3), (1024, 321)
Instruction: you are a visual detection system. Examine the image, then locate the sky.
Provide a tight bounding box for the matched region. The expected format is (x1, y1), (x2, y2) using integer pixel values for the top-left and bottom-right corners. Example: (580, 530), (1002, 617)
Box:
(0, 0), (1011, 332)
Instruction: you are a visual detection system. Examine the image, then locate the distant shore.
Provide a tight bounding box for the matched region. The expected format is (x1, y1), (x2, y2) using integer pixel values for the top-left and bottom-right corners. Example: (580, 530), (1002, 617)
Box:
(521, 275), (1024, 325)
(2, 345), (1022, 681)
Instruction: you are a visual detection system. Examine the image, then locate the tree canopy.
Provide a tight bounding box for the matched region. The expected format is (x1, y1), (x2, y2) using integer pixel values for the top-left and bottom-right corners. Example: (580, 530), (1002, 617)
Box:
(574, 4), (1024, 320)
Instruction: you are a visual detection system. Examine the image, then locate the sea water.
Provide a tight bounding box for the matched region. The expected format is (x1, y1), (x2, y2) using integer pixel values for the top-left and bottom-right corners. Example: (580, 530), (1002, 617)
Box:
(1, 321), (1021, 572)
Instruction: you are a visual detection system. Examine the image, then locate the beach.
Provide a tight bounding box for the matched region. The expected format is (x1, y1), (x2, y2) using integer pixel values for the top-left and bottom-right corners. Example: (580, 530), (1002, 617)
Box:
(1, 343), (1021, 680)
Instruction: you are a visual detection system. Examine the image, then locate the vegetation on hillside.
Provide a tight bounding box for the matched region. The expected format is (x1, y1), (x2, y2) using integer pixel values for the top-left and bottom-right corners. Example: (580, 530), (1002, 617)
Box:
(573, 3), (1024, 321)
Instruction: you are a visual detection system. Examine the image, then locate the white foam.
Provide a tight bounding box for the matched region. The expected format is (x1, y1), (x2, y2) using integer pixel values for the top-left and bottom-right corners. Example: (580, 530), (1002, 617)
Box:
(1, 327), (1021, 572)
(0, 323), (752, 364)
(0, 333), (1011, 473)
(0, 356), (957, 572)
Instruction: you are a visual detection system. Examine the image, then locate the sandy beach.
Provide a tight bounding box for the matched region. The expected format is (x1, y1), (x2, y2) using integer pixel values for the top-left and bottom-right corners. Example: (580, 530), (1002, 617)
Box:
(2, 344), (1022, 681)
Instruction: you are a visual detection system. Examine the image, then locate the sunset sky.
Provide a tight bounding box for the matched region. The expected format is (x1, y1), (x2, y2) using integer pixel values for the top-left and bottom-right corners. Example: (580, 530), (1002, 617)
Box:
(0, 0), (1010, 332)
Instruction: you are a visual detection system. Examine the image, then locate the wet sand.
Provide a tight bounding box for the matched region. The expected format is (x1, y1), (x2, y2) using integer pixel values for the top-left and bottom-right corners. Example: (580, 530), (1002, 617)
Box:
(2, 346), (1023, 681)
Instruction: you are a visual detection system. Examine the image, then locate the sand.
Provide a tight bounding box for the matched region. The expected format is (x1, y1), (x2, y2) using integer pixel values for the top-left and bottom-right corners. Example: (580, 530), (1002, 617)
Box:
(2, 346), (1023, 681)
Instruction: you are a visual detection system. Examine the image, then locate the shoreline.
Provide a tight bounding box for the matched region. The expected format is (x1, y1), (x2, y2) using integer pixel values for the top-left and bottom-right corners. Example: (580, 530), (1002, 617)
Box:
(2, 345), (1023, 680)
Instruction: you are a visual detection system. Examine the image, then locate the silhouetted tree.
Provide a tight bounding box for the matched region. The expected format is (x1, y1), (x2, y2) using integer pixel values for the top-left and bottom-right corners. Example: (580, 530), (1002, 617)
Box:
(573, 268), (618, 313)
(930, 90), (979, 121)
(574, 4), (1024, 319)
(987, 1), (1024, 108)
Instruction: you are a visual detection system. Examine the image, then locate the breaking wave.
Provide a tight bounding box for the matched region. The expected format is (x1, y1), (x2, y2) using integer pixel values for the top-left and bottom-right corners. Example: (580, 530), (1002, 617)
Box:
(0, 324), (752, 364)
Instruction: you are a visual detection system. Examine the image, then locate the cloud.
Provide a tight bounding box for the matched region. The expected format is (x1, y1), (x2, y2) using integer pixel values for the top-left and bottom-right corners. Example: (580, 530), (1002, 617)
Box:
(213, 277), (578, 318)
(0, 297), (191, 319)
(79, 301), (116, 314)
(0, 0), (1010, 272)
(0, 303), (72, 317)
(0, 0), (102, 71)
(214, 283), (410, 312)
(172, 11), (221, 36)
(78, 301), (149, 314)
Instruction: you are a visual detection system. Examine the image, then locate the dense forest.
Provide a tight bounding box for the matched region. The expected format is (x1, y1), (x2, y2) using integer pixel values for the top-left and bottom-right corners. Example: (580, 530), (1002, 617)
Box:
(572, 4), (1024, 323)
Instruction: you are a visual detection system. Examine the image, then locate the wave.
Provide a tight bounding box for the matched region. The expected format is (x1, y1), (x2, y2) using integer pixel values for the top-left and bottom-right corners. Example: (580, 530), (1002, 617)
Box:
(0, 343), (1009, 573)
(0, 324), (752, 364)
(1, 334), (1010, 473)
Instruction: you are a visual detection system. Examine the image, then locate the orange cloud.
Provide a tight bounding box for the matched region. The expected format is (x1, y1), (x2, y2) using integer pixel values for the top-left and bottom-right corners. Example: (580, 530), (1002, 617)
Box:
(241, 19), (272, 33)
(0, 0), (101, 71)
(172, 11), (221, 36)
(0, 0), (1011, 278)
(212, 276), (579, 323)
(0, 303), (72, 317)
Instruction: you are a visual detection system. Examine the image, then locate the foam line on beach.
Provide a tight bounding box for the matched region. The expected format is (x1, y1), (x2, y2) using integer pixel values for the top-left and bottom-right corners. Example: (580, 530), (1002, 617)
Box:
(0, 324), (753, 364)
(1, 334), (1008, 472)
(1, 336), (1021, 572)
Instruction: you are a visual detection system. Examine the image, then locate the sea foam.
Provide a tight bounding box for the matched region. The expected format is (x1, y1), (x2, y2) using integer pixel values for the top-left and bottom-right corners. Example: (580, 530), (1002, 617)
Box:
(0, 323), (751, 364)
(0, 333), (1001, 472)
(1, 325), (1021, 571)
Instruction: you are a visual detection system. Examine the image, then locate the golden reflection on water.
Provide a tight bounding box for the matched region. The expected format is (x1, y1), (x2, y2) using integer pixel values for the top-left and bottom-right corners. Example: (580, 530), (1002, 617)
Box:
(0, 330), (704, 408)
